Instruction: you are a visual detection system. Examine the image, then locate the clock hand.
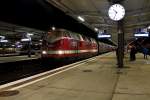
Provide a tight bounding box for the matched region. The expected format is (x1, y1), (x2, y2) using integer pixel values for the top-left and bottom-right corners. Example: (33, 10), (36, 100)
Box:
(113, 9), (117, 13)
(113, 13), (117, 19)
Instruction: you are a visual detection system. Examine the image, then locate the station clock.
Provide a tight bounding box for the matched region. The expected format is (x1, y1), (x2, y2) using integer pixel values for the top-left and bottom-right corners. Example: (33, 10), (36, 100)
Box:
(108, 4), (125, 21)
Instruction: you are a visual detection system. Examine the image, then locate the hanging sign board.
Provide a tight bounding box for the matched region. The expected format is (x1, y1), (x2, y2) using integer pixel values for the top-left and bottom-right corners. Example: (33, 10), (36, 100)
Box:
(134, 28), (149, 37)
(98, 31), (111, 39)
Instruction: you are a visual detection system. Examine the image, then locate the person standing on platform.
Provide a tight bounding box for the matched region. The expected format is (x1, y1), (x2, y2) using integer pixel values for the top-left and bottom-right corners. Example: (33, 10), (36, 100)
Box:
(130, 45), (137, 61)
(142, 47), (149, 59)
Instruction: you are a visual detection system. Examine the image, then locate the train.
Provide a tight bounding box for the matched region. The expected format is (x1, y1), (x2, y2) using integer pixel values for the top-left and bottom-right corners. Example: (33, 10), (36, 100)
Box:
(0, 41), (41, 56)
(41, 29), (115, 62)
(16, 41), (41, 55)
(0, 42), (16, 56)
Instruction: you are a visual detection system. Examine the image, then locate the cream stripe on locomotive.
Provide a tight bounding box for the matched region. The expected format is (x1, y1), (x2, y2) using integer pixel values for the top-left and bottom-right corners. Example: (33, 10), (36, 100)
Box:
(46, 49), (98, 55)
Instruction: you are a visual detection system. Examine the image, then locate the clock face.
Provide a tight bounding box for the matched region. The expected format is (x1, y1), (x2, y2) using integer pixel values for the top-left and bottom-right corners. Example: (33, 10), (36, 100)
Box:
(108, 4), (125, 21)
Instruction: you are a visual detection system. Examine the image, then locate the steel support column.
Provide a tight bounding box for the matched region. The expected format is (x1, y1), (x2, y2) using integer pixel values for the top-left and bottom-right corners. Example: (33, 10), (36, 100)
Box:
(117, 19), (124, 68)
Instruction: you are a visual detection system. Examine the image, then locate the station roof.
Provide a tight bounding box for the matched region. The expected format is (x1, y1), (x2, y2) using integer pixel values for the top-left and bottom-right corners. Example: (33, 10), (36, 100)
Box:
(47, 0), (150, 44)
(0, 21), (43, 41)
(0, 0), (150, 45)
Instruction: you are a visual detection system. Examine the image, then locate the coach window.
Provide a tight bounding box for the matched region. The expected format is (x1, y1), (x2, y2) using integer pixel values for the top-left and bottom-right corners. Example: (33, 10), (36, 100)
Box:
(46, 31), (62, 43)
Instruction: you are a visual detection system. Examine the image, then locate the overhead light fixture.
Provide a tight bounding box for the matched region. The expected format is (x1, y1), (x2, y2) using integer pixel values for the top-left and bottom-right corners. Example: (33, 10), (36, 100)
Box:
(52, 26), (56, 31)
(27, 33), (33, 36)
(148, 26), (150, 29)
(0, 39), (8, 43)
(94, 28), (98, 32)
(0, 36), (5, 39)
(21, 38), (30, 42)
(77, 16), (85, 22)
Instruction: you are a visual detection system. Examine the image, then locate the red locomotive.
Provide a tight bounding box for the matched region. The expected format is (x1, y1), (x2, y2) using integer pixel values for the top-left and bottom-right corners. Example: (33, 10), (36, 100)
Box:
(41, 29), (115, 62)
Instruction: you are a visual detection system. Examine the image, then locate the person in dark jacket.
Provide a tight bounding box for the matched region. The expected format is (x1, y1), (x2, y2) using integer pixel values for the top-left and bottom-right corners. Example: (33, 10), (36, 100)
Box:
(142, 47), (149, 59)
(130, 46), (137, 61)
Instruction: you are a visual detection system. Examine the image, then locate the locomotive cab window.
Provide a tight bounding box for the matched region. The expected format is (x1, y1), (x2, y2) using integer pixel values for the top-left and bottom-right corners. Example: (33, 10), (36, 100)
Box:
(63, 31), (71, 38)
(45, 31), (63, 43)
(71, 33), (80, 40)
(82, 35), (89, 42)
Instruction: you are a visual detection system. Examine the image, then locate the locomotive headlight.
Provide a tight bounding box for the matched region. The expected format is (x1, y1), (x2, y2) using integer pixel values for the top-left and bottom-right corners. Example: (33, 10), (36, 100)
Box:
(42, 50), (47, 54)
(58, 50), (64, 55)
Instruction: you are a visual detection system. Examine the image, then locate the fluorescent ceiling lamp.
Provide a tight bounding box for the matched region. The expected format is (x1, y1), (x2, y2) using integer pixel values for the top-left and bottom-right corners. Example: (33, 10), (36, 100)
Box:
(77, 16), (85, 22)
(148, 26), (150, 29)
(98, 35), (111, 38)
(94, 28), (98, 32)
(0, 36), (5, 39)
(134, 34), (149, 37)
(17, 45), (22, 48)
(21, 38), (30, 42)
(27, 33), (33, 36)
(0, 39), (8, 43)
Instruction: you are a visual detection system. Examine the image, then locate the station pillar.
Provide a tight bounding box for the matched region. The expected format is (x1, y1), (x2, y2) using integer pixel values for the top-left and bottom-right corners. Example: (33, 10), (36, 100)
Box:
(117, 20), (124, 68)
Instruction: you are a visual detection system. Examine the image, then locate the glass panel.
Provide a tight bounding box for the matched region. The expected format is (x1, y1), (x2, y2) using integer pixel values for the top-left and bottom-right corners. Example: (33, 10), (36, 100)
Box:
(45, 31), (63, 43)
(82, 35), (89, 42)
(71, 33), (80, 40)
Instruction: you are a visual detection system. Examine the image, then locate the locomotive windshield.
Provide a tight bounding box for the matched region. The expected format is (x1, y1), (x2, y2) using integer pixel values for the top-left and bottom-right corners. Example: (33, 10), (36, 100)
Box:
(44, 31), (63, 43)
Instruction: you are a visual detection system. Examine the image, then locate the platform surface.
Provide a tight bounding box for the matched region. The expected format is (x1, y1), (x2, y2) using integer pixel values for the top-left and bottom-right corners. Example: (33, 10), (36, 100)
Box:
(1, 52), (150, 100)
(0, 55), (40, 63)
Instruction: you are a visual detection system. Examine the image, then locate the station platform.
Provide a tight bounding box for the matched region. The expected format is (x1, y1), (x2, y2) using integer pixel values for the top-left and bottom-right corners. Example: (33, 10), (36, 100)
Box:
(0, 52), (150, 100)
(0, 55), (40, 63)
